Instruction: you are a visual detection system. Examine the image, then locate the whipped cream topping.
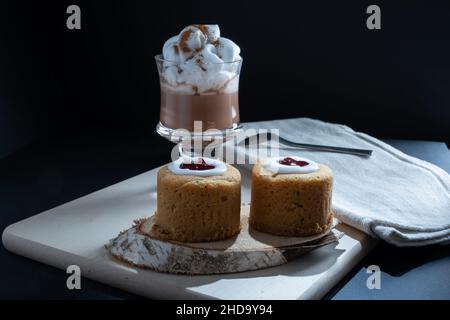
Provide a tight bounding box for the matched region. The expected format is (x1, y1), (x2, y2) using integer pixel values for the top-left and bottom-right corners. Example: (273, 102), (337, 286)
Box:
(160, 24), (242, 94)
(263, 156), (319, 174)
(168, 156), (227, 176)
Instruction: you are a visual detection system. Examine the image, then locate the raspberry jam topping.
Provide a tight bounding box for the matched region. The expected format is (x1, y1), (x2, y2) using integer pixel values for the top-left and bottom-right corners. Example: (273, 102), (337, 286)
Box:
(279, 157), (309, 167)
(180, 158), (215, 171)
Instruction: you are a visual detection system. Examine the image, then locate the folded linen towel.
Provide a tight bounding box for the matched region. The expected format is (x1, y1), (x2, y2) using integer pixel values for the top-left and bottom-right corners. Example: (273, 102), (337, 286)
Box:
(237, 118), (450, 247)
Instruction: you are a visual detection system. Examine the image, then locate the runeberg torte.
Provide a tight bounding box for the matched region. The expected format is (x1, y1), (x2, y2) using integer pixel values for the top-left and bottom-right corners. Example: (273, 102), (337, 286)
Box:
(152, 157), (241, 242)
(250, 156), (333, 237)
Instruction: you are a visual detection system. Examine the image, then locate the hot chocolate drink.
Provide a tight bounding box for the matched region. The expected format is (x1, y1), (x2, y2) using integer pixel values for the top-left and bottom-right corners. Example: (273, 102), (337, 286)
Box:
(156, 24), (242, 133)
(159, 84), (240, 131)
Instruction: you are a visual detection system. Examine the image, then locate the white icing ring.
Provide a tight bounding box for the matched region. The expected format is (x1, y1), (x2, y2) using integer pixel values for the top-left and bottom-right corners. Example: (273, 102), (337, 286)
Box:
(263, 156), (319, 174)
(168, 156), (227, 177)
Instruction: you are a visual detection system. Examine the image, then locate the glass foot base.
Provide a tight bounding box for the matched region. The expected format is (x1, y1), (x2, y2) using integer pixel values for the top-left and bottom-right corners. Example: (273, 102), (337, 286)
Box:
(156, 122), (243, 143)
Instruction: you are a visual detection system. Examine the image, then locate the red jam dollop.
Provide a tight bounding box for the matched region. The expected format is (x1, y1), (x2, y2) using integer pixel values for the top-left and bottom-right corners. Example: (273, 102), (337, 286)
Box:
(278, 157), (309, 167)
(180, 158), (215, 171)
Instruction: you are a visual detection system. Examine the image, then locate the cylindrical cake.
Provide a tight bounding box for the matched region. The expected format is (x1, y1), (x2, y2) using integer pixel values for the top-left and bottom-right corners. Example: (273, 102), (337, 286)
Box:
(250, 157), (333, 237)
(153, 159), (241, 242)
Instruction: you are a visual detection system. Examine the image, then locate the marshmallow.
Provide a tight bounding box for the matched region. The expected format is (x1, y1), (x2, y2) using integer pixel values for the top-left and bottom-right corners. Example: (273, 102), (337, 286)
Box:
(160, 24), (242, 94)
(202, 44), (223, 64)
(217, 37), (241, 63)
(163, 65), (179, 86)
(178, 26), (206, 56)
(162, 36), (180, 62)
(201, 24), (220, 43)
(178, 61), (204, 89)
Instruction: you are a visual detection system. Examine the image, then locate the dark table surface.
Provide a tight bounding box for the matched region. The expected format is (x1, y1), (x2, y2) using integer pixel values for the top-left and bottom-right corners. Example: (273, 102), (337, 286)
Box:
(1, 131), (449, 300)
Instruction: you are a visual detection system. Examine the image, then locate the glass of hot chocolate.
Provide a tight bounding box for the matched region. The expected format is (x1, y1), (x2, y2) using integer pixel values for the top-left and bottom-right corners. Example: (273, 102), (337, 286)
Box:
(155, 25), (242, 143)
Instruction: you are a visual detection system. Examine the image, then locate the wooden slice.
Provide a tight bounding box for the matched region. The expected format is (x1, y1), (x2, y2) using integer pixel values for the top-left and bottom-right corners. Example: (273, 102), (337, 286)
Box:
(107, 205), (343, 275)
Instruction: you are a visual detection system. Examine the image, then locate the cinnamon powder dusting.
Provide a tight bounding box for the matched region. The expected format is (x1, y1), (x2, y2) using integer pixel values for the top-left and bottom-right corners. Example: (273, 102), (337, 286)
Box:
(179, 29), (193, 53)
(193, 24), (208, 37)
(193, 24), (219, 46)
(196, 58), (207, 72)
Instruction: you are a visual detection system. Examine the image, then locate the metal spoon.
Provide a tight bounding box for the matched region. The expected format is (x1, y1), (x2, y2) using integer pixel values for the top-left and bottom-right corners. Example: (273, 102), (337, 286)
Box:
(240, 132), (373, 157)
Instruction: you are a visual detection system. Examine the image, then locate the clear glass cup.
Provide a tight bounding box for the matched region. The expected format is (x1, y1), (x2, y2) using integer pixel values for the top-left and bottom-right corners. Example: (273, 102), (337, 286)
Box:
(155, 54), (242, 143)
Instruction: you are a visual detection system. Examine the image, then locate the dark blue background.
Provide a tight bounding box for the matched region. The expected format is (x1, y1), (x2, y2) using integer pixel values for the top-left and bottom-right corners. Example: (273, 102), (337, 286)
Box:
(1, 0), (450, 158)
